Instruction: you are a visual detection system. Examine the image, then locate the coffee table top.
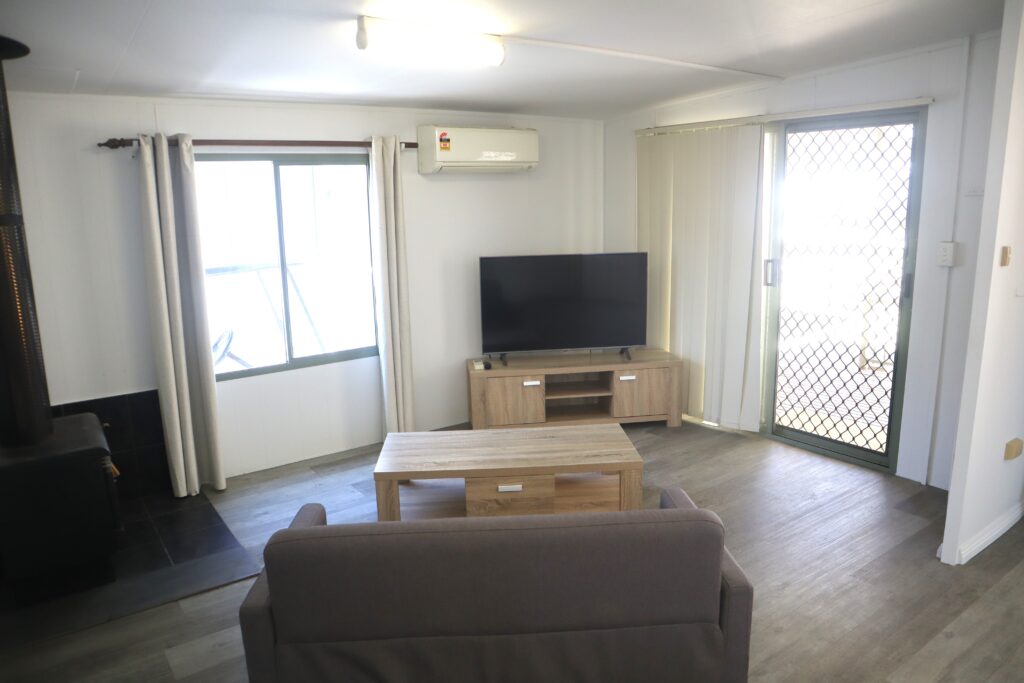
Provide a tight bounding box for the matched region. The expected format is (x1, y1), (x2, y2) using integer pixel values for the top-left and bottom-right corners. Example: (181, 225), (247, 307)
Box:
(373, 424), (642, 480)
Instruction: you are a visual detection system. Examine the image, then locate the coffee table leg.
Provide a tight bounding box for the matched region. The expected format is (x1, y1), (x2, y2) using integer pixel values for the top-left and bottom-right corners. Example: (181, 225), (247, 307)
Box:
(619, 469), (642, 511)
(376, 479), (401, 521)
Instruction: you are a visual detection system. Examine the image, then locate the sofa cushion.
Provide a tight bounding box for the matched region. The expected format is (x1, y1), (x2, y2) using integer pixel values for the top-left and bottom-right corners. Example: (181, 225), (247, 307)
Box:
(263, 508), (725, 644)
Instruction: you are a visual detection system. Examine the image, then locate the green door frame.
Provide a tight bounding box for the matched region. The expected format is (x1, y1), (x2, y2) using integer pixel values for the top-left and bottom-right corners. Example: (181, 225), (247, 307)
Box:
(760, 107), (928, 473)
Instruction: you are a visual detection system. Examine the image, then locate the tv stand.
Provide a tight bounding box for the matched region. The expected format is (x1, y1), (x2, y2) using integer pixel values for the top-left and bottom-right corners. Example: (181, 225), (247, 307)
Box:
(467, 349), (683, 430)
(619, 347), (632, 361)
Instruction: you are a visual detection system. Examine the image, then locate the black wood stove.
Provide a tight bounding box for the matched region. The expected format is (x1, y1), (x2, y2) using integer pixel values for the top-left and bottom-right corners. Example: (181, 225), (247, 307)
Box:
(0, 36), (118, 585)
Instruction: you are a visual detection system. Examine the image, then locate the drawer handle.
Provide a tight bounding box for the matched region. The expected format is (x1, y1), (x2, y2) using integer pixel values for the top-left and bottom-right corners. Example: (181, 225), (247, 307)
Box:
(498, 483), (524, 493)
(522, 380), (541, 387)
(619, 375), (637, 381)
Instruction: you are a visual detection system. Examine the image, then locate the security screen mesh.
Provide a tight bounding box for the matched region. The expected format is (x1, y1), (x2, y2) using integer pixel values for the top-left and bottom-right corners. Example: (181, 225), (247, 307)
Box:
(773, 123), (914, 455)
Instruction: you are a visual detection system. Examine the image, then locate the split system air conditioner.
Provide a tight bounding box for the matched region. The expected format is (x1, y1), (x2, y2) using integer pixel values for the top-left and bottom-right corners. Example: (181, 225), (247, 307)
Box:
(416, 125), (539, 174)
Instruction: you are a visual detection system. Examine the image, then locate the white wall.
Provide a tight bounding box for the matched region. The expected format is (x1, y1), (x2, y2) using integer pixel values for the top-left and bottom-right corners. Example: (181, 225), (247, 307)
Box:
(213, 357), (383, 477)
(929, 35), (1001, 488)
(942, 0), (1024, 565)
(9, 93), (603, 476)
(603, 36), (1000, 490)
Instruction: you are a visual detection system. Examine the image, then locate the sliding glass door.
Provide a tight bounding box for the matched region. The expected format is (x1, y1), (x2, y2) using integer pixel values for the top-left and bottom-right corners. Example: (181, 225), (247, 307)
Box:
(764, 110), (925, 469)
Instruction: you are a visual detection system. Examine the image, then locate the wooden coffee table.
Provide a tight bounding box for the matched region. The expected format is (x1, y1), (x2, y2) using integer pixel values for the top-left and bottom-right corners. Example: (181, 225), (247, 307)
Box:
(373, 424), (643, 521)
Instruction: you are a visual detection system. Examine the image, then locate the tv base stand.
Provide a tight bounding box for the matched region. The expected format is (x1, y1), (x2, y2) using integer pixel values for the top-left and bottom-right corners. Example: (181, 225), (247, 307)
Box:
(467, 349), (684, 430)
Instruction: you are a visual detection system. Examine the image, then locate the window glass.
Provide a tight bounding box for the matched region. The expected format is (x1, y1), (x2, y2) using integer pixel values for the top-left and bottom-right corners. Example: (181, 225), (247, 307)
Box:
(279, 164), (376, 358)
(194, 160), (287, 373)
(194, 156), (377, 378)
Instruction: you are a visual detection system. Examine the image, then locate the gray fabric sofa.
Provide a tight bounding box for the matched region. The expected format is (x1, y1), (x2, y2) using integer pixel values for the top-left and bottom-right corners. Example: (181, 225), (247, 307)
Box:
(240, 486), (753, 683)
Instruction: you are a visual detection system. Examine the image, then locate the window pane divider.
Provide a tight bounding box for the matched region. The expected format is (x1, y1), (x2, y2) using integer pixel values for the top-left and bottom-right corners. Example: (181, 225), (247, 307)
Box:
(272, 160), (297, 363)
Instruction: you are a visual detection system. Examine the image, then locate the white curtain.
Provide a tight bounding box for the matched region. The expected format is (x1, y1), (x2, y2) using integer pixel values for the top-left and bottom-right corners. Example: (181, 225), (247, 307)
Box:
(138, 133), (225, 496)
(369, 136), (415, 433)
(637, 125), (764, 431)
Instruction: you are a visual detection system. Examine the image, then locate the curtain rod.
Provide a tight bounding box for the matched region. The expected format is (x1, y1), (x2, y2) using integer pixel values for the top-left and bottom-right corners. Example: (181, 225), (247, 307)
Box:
(96, 137), (418, 150)
(636, 97), (935, 136)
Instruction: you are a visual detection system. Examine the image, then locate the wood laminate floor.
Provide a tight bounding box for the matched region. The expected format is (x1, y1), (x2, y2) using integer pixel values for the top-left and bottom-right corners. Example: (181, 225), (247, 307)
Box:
(2, 421), (1023, 682)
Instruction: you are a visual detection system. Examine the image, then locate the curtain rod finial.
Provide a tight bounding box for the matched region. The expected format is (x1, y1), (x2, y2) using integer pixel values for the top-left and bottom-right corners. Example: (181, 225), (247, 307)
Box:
(97, 137), (137, 150)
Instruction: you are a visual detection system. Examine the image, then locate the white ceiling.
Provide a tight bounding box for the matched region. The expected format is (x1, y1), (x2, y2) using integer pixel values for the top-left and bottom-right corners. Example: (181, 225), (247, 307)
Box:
(0, 0), (1005, 118)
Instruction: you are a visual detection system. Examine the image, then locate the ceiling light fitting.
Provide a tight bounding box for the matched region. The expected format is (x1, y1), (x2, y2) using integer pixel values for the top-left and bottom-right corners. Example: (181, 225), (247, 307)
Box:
(356, 16), (505, 69)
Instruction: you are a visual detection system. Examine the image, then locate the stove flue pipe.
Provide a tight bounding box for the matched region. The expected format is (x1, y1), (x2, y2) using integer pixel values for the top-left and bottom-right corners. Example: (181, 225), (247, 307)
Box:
(0, 37), (52, 446)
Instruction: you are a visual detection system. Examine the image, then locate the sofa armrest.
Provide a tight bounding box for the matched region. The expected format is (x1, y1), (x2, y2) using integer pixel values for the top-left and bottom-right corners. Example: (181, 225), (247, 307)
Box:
(720, 547), (754, 683)
(288, 503), (327, 529)
(238, 504), (325, 683)
(660, 487), (699, 511)
(240, 572), (276, 683)
(660, 487), (752, 680)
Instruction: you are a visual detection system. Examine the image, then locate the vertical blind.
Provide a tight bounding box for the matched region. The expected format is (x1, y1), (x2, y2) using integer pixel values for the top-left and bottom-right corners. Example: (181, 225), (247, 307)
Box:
(636, 125), (764, 431)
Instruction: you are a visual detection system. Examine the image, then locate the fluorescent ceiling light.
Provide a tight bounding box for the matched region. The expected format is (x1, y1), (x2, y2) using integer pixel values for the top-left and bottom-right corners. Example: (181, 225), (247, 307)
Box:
(356, 16), (505, 68)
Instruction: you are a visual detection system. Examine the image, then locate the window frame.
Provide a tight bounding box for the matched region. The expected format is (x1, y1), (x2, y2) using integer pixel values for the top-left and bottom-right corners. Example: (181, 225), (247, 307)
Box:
(195, 152), (378, 382)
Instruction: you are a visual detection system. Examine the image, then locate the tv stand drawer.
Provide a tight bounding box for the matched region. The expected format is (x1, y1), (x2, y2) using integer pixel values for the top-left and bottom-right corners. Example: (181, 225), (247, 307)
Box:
(611, 368), (670, 417)
(484, 375), (546, 426)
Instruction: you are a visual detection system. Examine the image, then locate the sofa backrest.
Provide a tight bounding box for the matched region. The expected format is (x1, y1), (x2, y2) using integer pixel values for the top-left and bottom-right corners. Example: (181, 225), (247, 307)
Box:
(263, 508), (728, 682)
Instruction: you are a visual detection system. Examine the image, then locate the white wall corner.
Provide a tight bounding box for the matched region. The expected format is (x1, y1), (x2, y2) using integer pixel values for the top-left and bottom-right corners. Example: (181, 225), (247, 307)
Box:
(954, 499), (1024, 564)
(881, 38), (970, 486)
(941, 0), (1024, 565)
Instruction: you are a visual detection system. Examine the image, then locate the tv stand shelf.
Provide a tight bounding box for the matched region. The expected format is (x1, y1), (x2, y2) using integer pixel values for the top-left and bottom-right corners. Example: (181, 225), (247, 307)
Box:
(545, 380), (613, 400)
(467, 350), (684, 430)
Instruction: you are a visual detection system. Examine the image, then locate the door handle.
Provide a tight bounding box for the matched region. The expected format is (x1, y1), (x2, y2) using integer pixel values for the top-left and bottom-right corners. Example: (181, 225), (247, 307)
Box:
(763, 259), (778, 287)
(522, 380), (541, 387)
(619, 375), (637, 381)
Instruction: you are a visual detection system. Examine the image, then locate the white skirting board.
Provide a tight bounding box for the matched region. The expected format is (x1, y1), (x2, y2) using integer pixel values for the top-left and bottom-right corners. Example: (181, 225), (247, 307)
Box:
(954, 500), (1024, 564)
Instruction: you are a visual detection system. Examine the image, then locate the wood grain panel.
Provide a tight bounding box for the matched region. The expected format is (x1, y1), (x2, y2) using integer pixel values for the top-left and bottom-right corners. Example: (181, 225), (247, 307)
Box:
(611, 368), (670, 417)
(466, 349), (682, 376)
(465, 474), (555, 516)
(468, 371), (487, 429)
(373, 424), (642, 479)
(619, 468), (643, 510)
(467, 351), (684, 429)
(495, 413), (666, 428)
(375, 479), (401, 521)
(484, 375), (546, 426)
(667, 364), (683, 427)
(553, 472), (619, 513)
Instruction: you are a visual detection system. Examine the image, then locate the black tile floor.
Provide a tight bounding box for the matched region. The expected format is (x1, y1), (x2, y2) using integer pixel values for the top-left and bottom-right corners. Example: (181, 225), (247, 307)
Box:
(0, 490), (259, 651)
(114, 492), (244, 575)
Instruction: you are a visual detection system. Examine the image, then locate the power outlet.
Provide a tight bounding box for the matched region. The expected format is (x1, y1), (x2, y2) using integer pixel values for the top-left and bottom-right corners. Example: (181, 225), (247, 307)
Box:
(1005, 438), (1023, 461)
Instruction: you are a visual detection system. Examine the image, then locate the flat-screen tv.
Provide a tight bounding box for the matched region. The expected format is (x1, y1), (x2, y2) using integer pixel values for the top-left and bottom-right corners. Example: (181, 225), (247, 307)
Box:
(480, 253), (647, 354)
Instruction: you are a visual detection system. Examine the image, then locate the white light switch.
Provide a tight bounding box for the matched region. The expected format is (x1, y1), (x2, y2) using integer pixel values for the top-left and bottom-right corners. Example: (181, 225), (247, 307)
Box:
(937, 241), (957, 267)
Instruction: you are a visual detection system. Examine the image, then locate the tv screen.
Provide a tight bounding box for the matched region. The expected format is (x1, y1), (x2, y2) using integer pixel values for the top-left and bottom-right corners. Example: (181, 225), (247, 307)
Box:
(480, 253), (647, 354)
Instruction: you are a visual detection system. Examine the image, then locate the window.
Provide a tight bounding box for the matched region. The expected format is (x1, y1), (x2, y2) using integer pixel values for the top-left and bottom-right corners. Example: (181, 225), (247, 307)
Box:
(194, 154), (377, 379)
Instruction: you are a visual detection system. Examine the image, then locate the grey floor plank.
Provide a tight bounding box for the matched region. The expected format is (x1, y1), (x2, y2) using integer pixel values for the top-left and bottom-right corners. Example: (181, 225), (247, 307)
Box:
(164, 625), (244, 680)
(3, 421), (1023, 682)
